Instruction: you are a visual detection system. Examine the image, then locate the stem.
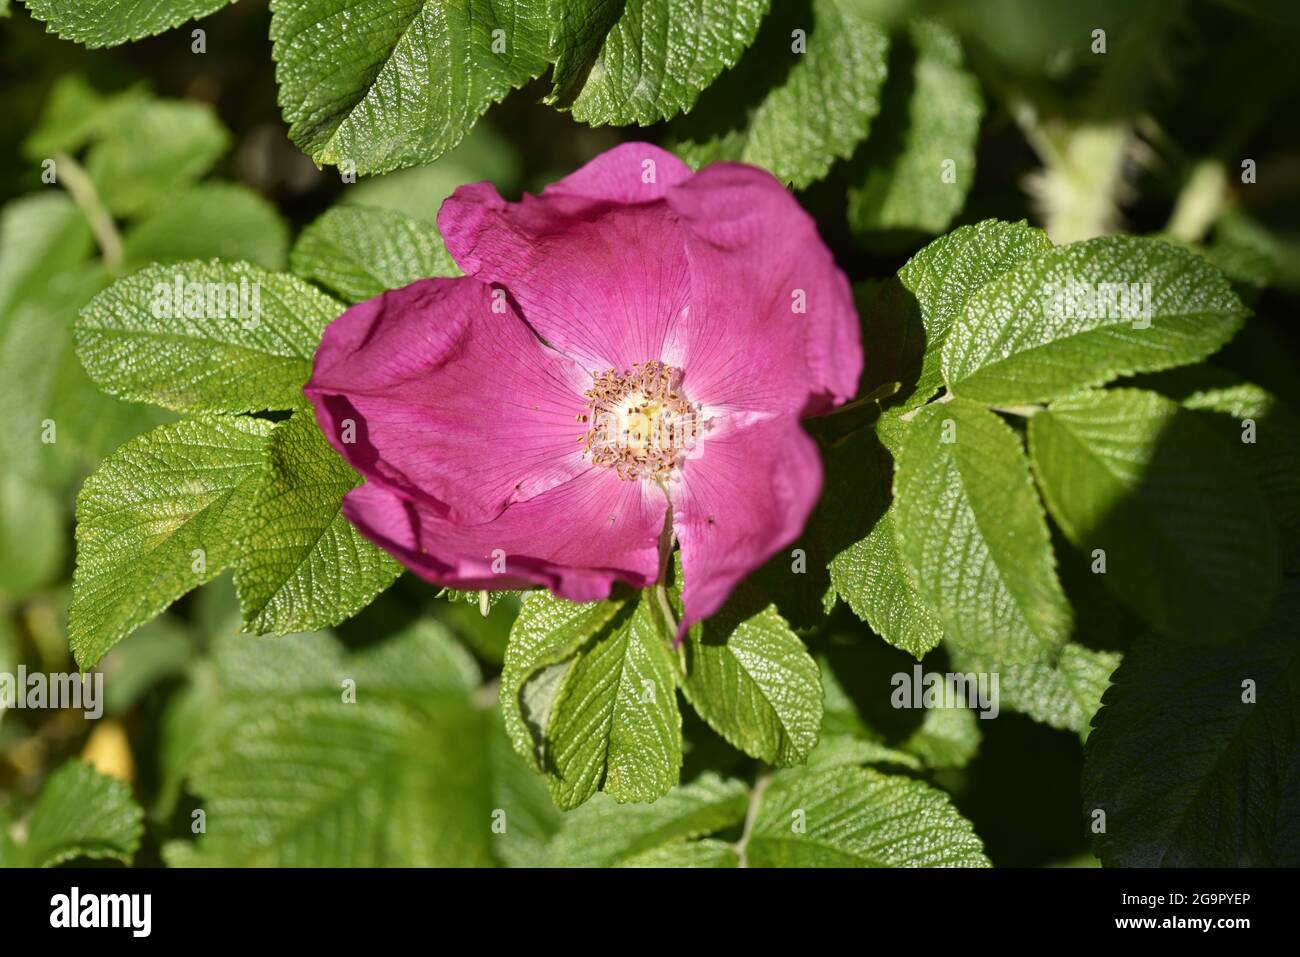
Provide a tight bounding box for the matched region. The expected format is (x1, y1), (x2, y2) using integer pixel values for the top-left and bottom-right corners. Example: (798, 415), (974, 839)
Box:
(898, 389), (953, 422)
(653, 478), (681, 643)
(55, 152), (122, 274)
(816, 383), (901, 419)
(732, 770), (771, 868)
(655, 584), (680, 648)
(993, 404), (1043, 418)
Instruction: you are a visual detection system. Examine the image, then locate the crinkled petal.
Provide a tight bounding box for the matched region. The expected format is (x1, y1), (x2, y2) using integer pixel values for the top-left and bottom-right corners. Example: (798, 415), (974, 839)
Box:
(541, 141), (693, 206)
(343, 469), (667, 602)
(672, 415), (822, 635)
(438, 166), (692, 373)
(306, 277), (591, 525)
(665, 162), (862, 417)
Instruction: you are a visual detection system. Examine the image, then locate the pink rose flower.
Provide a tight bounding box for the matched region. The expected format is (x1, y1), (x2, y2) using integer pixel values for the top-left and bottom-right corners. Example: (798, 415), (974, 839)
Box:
(305, 143), (861, 634)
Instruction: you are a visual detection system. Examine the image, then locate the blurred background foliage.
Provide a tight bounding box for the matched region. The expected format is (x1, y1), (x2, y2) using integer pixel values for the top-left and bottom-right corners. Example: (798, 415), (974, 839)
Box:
(1, 0), (1298, 866)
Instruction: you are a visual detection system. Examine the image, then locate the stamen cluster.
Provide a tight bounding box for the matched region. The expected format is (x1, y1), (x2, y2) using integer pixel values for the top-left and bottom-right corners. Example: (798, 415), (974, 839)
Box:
(580, 360), (702, 480)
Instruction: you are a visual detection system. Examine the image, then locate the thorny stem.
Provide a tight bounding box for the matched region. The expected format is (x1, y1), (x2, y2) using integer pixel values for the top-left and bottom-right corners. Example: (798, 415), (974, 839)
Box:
(732, 769), (772, 868)
(55, 152), (122, 274)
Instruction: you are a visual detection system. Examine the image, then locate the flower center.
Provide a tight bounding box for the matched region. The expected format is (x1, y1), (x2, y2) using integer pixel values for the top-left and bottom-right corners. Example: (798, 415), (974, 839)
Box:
(579, 361), (702, 480)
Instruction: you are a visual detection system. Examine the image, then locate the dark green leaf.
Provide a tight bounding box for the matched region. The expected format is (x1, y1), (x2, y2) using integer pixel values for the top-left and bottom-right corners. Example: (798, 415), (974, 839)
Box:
(1029, 388), (1280, 642)
(1083, 581), (1300, 866)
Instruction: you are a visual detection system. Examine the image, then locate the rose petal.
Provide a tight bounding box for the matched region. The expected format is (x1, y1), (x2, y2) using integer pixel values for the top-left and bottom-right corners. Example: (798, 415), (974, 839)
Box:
(665, 162), (862, 416)
(542, 141), (693, 206)
(438, 172), (692, 374)
(343, 469), (668, 602)
(672, 415), (823, 634)
(306, 277), (592, 525)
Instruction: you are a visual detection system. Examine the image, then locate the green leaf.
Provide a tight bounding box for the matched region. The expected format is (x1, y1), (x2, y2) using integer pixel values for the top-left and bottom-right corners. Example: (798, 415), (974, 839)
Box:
(154, 661), (219, 820)
(23, 76), (146, 159)
(0, 194), (97, 485)
(37, 269), (172, 484)
(500, 591), (626, 773)
(177, 627), (501, 866)
(849, 278), (923, 410)
(85, 98), (229, 216)
(234, 410), (402, 634)
(442, 596), (520, 666)
(895, 219), (1053, 410)
(487, 718), (563, 867)
(0, 196), (167, 490)
(830, 508), (943, 659)
(544, 594), (682, 808)
(503, 591), (687, 809)
(949, 642), (1120, 740)
(21, 761), (144, 867)
(340, 122), (522, 223)
(1029, 388), (1280, 643)
(807, 734), (922, 771)
(0, 194), (93, 328)
(545, 0), (627, 105)
(271, 0), (551, 174)
(620, 838), (740, 867)
(745, 765), (989, 866)
(123, 184), (290, 272)
(97, 615), (193, 716)
(544, 773), (748, 866)
(1180, 381), (1300, 572)
(23, 0), (237, 48)
(1212, 208), (1300, 294)
(210, 618), (482, 701)
(1192, 236), (1276, 298)
(0, 475), (65, 599)
(893, 399), (1072, 662)
(826, 427), (943, 658)
(290, 205), (459, 304)
(565, 0), (768, 127)
(0, 615), (16, 684)
(76, 260), (342, 413)
(815, 652), (980, 770)
(1083, 580), (1300, 866)
(671, 0), (888, 189)
(681, 600), (822, 766)
(848, 19), (983, 238)
(899, 705), (982, 770)
(69, 415), (272, 667)
(943, 236), (1249, 405)
(810, 657), (923, 771)
(816, 653), (875, 740)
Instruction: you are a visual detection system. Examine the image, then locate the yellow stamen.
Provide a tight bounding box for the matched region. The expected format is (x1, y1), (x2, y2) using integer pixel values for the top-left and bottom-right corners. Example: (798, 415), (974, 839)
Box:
(580, 360), (703, 480)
